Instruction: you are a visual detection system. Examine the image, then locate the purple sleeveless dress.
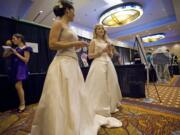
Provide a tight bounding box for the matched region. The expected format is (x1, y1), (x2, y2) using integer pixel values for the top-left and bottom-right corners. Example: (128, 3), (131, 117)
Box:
(10, 46), (32, 83)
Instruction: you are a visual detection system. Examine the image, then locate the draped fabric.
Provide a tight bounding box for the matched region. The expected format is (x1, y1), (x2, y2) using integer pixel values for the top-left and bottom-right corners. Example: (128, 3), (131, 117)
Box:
(116, 47), (132, 65)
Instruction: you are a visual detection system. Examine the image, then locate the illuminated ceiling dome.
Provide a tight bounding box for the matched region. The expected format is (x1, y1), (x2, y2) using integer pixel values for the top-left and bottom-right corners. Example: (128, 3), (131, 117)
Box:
(99, 2), (143, 27)
(142, 33), (166, 43)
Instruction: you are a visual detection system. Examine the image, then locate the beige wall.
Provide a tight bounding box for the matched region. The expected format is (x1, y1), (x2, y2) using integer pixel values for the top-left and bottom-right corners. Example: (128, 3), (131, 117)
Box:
(145, 42), (180, 61)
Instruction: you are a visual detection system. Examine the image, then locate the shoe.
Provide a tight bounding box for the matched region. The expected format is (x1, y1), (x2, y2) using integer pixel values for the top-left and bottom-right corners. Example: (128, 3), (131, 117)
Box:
(18, 105), (25, 113)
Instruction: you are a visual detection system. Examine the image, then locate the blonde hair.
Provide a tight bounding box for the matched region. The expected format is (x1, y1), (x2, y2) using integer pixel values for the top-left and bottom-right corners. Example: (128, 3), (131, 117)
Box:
(93, 24), (109, 42)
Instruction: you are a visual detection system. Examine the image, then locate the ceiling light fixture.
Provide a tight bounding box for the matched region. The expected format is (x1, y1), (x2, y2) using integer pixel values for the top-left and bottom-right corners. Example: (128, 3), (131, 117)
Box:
(99, 2), (143, 27)
(142, 33), (165, 43)
(33, 10), (44, 22)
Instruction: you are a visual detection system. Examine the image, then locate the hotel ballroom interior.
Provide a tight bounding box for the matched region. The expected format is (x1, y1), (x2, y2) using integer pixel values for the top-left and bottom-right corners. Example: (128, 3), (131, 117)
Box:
(0, 0), (180, 135)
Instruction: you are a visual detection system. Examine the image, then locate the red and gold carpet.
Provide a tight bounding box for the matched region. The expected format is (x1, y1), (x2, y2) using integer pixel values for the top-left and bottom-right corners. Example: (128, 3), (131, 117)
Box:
(172, 75), (180, 87)
(99, 104), (180, 135)
(0, 102), (179, 135)
(1, 81), (180, 135)
(125, 85), (180, 109)
(156, 75), (180, 87)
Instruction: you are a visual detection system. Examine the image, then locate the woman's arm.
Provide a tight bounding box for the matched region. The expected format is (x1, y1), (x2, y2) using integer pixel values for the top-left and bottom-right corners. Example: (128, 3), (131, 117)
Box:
(49, 21), (87, 50)
(107, 45), (113, 58)
(118, 56), (122, 65)
(88, 40), (98, 59)
(12, 49), (30, 64)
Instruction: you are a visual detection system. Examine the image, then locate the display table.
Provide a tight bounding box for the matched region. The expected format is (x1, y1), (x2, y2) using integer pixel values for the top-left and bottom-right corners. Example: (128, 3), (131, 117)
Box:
(115, 64), (146, 98)
(0, 64), (146, 112)
(81, 64), (146, 98)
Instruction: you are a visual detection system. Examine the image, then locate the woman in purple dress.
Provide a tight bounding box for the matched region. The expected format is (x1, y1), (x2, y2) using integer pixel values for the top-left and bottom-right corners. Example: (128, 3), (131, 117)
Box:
(3, 33), (32, 112)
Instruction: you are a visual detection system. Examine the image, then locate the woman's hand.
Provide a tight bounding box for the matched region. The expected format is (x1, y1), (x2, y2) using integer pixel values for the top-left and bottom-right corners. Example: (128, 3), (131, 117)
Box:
(102, 44), (111, 53)
(75, 41), (89, 49)
(10, 48), (18, 55)
(107, 42), (112, 49)
(105, 43), (113, 57)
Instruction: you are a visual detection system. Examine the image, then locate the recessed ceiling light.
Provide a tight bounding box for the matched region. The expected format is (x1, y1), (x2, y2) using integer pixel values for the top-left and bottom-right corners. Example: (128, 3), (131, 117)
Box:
(142, 33), (165, 43)
(40, 10), (43, 13)
(104, 0), (123, 5)
(99, 2), (143, 27)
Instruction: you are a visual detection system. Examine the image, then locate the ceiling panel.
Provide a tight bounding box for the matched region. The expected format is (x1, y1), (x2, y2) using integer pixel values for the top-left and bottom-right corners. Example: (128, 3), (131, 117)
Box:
(0, 0), (180, 46)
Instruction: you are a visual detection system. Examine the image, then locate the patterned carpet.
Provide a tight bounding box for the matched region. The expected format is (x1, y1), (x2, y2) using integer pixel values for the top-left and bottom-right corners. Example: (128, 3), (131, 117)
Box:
(0, 101), (180, 135)
(173, 75), (180, 87)
(99, 104), (180, 135)
(156, 75), (180, 87)
(125, 85), (180, 109)
(0, 82), (180, 135)
(0, 105), (35, 135)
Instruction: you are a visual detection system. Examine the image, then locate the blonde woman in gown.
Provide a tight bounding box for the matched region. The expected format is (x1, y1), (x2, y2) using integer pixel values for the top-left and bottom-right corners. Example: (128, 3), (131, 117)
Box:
(30, 1), (100, 135)
(85, 24), (123, 127)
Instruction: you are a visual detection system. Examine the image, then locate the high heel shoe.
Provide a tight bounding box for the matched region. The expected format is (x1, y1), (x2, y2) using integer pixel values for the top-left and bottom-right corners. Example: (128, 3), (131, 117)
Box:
(18, 105), (25, 113)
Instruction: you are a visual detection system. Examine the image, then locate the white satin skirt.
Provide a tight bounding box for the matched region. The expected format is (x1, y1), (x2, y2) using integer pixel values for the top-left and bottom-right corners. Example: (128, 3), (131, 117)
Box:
(85, 58), (122, 127)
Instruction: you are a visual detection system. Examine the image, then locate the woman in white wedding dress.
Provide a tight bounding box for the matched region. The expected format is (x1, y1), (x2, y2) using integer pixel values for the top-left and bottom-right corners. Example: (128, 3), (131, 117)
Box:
(30, 1), (123, 134)
(85, 24), (123, 127)
(30, 1), (97, 135)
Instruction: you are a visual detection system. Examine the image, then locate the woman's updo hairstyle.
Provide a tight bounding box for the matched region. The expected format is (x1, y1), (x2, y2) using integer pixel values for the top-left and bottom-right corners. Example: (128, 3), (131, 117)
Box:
(53, 0), (74, 17)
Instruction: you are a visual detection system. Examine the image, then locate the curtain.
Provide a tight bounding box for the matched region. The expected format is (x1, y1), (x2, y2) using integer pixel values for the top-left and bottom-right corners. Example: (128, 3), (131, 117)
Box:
(116, 46), (131, 65)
